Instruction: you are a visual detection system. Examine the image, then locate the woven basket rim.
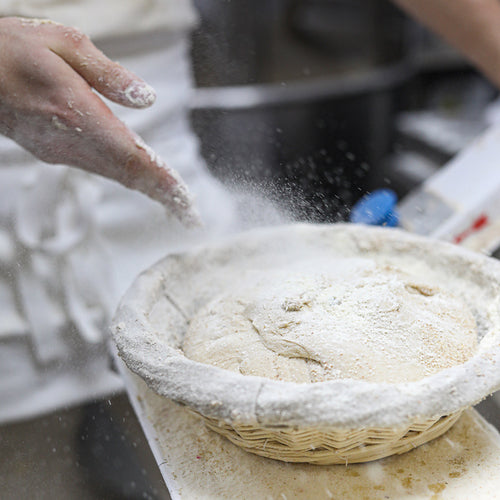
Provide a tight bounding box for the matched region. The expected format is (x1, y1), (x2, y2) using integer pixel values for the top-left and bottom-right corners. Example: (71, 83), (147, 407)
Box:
(113, 223), (500, 429)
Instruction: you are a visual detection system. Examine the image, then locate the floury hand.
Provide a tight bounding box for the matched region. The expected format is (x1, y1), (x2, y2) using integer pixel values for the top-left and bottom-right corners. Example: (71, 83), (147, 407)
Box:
(0, 17), (201, 226)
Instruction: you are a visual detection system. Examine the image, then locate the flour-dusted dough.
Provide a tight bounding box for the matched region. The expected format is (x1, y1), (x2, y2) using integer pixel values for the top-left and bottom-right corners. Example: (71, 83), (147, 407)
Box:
(183, 258), (477, 384)
(114, 224), (500, 429)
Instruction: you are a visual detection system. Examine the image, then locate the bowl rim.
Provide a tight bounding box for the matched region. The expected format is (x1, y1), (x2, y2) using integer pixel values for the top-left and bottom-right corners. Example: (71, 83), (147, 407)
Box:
(112, 223), (500, 429)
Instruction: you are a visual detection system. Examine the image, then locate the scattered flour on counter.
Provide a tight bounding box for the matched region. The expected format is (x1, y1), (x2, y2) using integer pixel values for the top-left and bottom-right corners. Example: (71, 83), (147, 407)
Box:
(132, 371), (500, 500)
(183, 258), (478, 384)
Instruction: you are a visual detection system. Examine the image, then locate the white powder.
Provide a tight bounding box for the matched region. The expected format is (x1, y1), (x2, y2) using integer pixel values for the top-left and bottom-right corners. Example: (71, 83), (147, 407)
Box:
(134, 137), (201, 227)
(129, 371), (500, 500)
(19, 18), (61, 28)
(113, 223), (500, 429)
(123, 81), (156, 108)
(51, 115), (69, 131)
(183, 260), (477, 384)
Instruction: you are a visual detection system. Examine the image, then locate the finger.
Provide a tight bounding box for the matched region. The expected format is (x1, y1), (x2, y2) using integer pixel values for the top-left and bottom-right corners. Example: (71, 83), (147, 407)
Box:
(4, 20), (199, 226)
(30, 61), (201, 227)
(47, 24), (156, 109)
(124, 134), (203, 228)
(80, 101), (202, 227)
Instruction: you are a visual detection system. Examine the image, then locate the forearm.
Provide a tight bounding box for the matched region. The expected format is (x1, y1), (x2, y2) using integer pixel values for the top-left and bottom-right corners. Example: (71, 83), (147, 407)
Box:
(393, 0), (500, 88)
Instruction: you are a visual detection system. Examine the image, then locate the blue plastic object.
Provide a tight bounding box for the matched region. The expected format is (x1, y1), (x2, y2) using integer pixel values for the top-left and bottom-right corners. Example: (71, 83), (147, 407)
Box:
(349, 189), (399, 227)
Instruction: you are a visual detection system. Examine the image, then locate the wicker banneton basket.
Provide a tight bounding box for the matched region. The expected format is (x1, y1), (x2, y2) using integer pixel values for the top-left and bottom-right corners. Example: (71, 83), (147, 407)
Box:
(113, 224), (500, 465)
(196, 411), (462, 465)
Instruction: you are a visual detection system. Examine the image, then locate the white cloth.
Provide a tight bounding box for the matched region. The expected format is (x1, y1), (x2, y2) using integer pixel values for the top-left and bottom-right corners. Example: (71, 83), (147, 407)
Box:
(0, 0), (197, 39)
(0, 28), (241, 423)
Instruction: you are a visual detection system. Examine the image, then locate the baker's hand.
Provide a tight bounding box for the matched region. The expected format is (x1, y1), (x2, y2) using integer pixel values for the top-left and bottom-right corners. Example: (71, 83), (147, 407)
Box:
(0, 17), (200, 226)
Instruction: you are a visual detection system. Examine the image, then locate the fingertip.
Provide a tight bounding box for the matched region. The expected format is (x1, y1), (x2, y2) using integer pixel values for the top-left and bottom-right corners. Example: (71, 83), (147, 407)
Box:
(176, 203), (204, 229)
(48, 27), (157, 109)
(123, 80), (156, 108)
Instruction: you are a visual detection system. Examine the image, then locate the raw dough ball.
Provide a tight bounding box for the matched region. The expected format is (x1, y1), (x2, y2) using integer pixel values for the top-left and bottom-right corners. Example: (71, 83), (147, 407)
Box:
(183, 259), (477, 383)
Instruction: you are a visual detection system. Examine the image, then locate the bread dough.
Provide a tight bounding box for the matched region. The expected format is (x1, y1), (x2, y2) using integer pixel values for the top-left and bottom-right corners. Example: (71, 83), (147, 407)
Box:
(183, 258), (477, 384)
(115, 223), (500, 429)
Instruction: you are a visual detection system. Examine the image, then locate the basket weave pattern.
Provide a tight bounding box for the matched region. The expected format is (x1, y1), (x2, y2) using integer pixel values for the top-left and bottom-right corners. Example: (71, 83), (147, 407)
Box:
(197, 410), (463, 464)
(114, 224), (500, 465)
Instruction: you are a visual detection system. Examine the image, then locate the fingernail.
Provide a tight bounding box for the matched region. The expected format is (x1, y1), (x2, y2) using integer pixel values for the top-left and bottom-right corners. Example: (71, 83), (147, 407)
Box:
(124, 81), (156, 108)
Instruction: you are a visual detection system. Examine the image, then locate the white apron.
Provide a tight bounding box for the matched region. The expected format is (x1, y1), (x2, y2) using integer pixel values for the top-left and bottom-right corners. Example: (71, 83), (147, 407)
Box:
(0, 2), (242, 423)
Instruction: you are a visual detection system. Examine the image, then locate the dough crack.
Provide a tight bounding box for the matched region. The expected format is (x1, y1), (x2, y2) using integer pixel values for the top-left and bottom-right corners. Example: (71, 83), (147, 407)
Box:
(183, 260), (478, 384)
